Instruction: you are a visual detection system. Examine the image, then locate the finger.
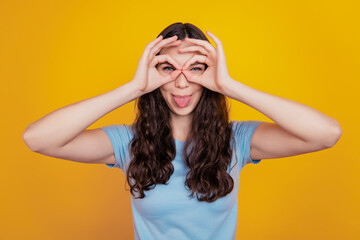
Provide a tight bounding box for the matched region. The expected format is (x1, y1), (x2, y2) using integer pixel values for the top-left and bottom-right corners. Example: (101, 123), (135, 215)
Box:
(157, 39), (182, 53)
(205, 30), (224, 52)
(160, 69), (181, 85)
(184, 37), (216, 55)
(150, 54), (181, 70)
(181, 70), (201, 85)
(152, 39), (182, 58)
(166, 39), (182, 47)
(182, 54), (210, 70)
(149, 35), (179, 57)
(179, 45), (209, 56)
(140, 36), (163, 62)
(205, 30), (227, 63)
(170, 69), (181, 81)
(144, 35), (163, 52)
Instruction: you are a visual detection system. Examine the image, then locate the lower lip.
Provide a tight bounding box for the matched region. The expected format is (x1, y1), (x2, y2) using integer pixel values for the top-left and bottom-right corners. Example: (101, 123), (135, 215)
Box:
(172, 95), (192, 108)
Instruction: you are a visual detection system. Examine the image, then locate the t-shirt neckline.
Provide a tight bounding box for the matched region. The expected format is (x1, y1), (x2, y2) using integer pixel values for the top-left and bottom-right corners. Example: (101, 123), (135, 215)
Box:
(174, 138), (185, 146)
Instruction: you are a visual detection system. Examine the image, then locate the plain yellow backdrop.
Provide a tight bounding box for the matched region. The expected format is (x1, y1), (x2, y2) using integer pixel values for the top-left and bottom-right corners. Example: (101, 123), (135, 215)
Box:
(1, 0), (359, 239)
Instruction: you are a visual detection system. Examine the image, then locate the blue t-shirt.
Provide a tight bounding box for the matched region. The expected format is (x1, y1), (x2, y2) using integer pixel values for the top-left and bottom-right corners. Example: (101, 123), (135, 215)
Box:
(100, 120), (263, 240)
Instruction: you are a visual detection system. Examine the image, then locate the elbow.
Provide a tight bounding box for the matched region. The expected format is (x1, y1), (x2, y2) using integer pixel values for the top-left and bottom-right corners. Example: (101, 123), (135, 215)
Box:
(322, 121), (342, 148)
(22, 129), (42, 152)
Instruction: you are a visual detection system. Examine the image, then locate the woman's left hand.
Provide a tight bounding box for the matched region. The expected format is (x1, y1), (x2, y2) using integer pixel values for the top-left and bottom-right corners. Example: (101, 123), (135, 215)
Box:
(179, 31), (233, 94)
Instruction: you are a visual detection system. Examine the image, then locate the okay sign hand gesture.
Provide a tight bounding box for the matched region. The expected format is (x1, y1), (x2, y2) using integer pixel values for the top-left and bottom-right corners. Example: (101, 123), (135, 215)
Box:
(179, 31), (233, 94)
(131, 35), (182, 96)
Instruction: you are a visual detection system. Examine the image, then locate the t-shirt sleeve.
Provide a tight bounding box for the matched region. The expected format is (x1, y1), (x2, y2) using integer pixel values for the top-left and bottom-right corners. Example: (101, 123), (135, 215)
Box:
(100, 124), (132, 174)
(232, 120), (264, 169)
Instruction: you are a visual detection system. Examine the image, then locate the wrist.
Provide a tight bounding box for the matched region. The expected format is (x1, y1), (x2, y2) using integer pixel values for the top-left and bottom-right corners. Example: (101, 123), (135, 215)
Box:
(219, 77), (237, 96)
(125, 81), (144, 99)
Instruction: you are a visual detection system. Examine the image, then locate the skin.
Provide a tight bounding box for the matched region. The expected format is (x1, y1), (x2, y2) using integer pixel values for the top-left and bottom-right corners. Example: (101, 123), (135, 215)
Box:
(148, 31), (342, 161)
(157, 40), (208, 141)
(22, 31), (342, 167)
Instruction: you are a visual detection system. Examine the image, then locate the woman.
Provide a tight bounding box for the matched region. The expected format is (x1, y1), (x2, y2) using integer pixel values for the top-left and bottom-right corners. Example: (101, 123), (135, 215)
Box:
(23, 22), (342, 239)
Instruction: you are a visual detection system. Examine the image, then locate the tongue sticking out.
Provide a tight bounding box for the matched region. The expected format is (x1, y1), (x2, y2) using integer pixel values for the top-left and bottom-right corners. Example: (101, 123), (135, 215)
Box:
(173, 95), (192, 108)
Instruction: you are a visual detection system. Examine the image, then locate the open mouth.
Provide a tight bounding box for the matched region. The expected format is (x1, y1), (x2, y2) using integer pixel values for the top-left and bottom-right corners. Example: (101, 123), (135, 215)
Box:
(172, 94), (192, 108)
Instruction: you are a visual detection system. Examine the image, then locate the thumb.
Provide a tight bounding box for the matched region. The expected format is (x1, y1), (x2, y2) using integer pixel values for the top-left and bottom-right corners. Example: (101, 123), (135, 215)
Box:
(170, 69), (181, 81)
(162, 69), (181, 84)
(182, 70), (200, 84)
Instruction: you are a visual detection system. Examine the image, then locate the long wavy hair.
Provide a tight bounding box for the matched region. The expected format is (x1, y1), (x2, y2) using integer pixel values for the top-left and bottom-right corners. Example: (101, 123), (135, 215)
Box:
(126, 22), (237, 203)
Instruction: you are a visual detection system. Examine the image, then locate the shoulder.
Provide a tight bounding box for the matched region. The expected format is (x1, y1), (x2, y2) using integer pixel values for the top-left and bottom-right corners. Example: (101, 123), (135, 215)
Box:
(100, 123), (134, 143)
(229, 120), (264, 149)
(230, 120), (264, 134)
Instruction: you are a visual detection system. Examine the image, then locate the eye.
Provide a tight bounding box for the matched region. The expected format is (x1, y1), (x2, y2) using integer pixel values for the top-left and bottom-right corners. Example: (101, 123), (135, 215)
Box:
(190, 67), (203, 71)
(162, 66), (175, 71)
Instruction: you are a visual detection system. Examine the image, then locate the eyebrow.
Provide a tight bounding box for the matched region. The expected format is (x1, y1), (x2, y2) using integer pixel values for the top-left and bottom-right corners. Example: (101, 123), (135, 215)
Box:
(158, 61), (206, 67)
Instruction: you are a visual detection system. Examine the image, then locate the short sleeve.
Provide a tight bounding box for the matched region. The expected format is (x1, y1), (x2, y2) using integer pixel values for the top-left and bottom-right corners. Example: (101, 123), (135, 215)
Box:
(100, 124), (133, 174)
(232, 120), (264, 169)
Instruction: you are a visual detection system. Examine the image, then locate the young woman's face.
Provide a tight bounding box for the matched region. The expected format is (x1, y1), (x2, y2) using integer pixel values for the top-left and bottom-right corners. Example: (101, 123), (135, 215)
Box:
(157, 39), (206, 117)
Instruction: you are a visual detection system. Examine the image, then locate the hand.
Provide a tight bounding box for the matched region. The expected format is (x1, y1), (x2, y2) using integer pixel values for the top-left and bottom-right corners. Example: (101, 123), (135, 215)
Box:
(179, 31), (233, 94)
(130, 35), (182, 96)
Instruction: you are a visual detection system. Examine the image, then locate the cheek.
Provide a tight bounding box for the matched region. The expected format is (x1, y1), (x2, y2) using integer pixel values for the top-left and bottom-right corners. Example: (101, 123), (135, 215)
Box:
(193, 86), (204, 102)
(159, 85), (172, 100)
(193, 84), (204, 94)
(159, 87), (166, 99)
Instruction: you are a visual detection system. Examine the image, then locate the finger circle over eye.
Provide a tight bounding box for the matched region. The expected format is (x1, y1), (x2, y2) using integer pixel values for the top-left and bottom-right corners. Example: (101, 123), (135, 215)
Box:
(183, 55), (210, 70)
(149, 36), (179, 58)
(145, 35), (163, 51)
(150, 54), (181, 69)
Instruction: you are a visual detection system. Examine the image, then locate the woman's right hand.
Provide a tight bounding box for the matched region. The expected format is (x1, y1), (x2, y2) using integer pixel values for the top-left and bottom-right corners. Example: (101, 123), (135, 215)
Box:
(130, 35), (182, 96)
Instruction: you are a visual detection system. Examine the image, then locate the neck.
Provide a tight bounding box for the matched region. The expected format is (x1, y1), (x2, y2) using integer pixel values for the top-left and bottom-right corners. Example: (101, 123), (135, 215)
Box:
(170, 112), (193, 142)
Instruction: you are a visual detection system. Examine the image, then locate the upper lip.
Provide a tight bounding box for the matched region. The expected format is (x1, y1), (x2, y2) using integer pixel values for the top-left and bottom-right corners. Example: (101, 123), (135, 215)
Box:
(172, 94), (192, 97)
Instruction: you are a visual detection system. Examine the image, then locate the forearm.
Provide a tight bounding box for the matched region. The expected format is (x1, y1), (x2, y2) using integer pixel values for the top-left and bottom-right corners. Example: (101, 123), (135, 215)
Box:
(23, 82), (141, 151)
(222, 78), (342, 146)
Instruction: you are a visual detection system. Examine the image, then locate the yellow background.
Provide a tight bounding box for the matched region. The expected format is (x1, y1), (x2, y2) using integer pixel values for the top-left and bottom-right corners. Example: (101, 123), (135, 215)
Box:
(1, 0), (359, 239)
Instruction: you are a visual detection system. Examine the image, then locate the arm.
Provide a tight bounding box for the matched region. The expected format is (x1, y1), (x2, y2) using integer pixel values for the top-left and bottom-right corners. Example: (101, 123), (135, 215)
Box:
(22, 35), (182, 165)
(179, 31), (342, 161)
(22, 82), (141, 152)
(222, 80), (342, 148)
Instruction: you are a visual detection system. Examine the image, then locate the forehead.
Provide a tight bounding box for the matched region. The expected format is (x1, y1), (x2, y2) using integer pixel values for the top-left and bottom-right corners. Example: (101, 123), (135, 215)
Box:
(158, 40), (203, 66)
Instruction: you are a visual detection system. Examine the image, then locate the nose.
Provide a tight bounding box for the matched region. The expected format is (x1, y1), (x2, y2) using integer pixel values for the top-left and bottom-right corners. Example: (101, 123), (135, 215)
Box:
(175, 70), (190, 88)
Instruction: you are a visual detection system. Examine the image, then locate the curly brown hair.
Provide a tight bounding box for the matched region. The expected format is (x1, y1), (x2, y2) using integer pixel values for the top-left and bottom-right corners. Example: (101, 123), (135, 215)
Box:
(126, 22), (237, 203)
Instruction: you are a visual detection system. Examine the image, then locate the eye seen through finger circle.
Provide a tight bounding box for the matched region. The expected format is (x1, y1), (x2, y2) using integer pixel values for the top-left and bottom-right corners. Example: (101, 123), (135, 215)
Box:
(162, 66), (203, 71)
(159, 63), (206, 72)
(162, 66), (175, 71)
